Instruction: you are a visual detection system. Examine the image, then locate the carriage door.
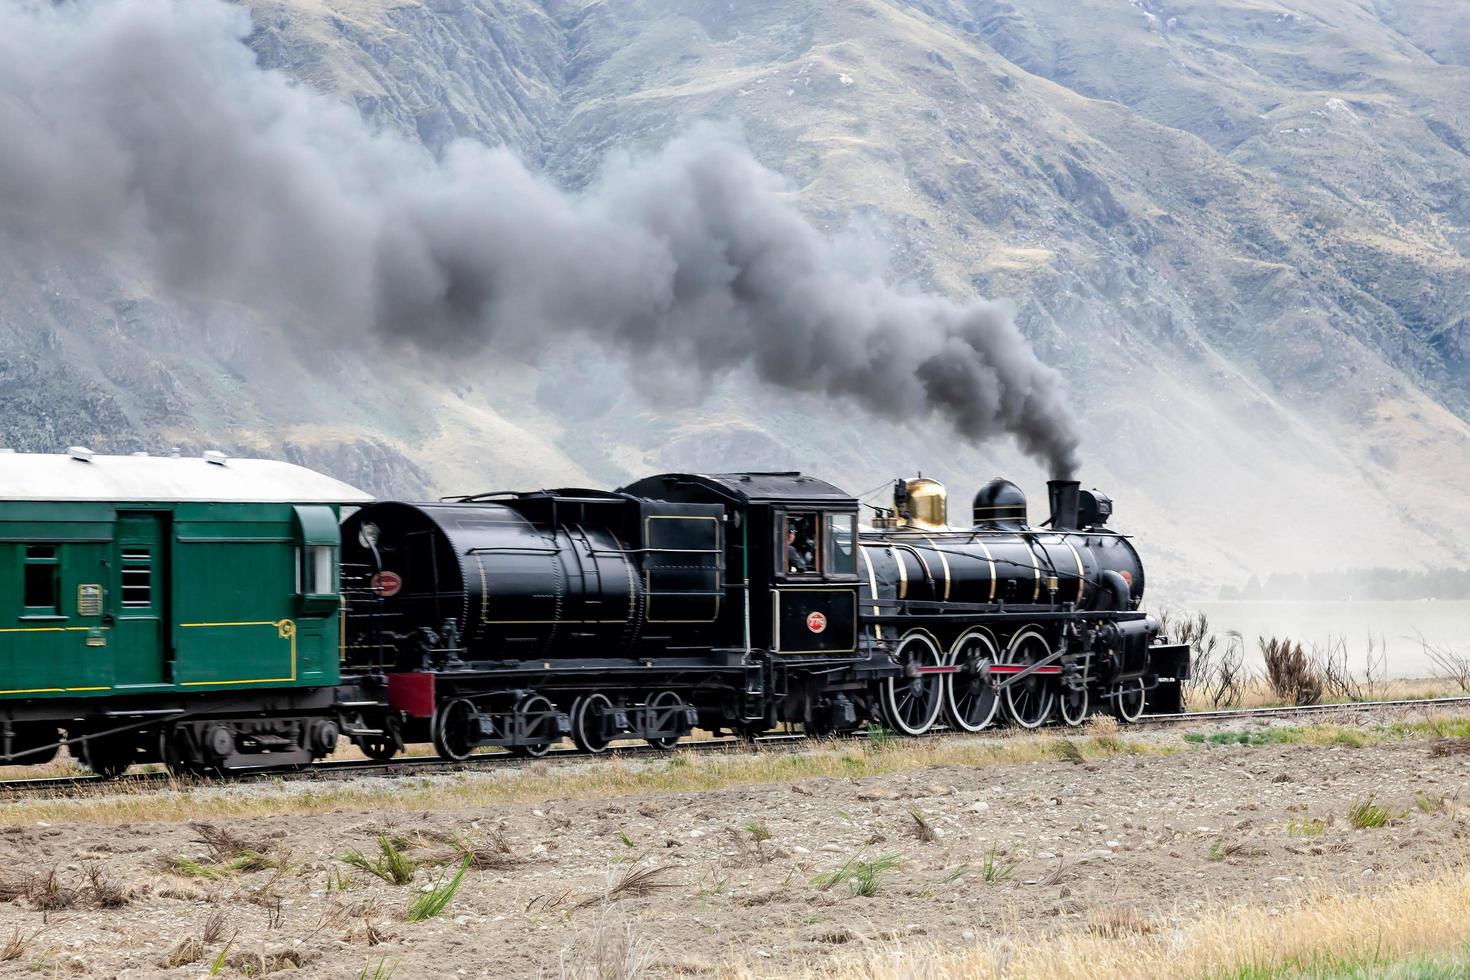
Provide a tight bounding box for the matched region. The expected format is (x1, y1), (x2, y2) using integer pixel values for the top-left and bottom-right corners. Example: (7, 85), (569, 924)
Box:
(112, 512), (169, 687)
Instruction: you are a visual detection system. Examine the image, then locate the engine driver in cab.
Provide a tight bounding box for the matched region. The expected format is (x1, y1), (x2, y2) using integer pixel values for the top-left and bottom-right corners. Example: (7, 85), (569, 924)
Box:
(786, 514), (815, 573)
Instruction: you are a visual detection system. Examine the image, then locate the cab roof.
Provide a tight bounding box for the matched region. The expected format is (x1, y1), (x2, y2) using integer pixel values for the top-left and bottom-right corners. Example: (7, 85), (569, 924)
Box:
(0, 452), (372, 504)
(620, 472), (855, 506)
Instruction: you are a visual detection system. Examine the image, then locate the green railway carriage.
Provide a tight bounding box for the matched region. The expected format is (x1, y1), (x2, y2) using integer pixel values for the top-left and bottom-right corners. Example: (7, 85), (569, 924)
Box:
(0, 449), (371, 775)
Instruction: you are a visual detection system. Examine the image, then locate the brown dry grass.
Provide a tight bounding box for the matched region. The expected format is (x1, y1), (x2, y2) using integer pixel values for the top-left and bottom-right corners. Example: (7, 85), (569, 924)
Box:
(777, 867), (1470, 979)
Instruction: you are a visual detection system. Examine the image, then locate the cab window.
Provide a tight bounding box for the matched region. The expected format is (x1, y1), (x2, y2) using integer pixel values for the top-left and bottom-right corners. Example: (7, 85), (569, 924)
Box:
(824, 513), (857, 576)
(782, 512), (818, 576)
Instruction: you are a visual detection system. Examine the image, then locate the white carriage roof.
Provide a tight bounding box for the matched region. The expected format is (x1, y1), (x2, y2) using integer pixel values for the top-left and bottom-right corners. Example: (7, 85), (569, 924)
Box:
(0, 452), (373, 504)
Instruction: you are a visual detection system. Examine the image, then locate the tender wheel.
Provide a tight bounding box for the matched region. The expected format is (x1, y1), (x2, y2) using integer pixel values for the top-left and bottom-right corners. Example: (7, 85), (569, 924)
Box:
(881, 633), (945, 736)
(1059, 679), (1089, 727)
(570, 694), (614, 754)
(1002, 628), (1057, 729)
(945, 630), (1001, 733)
(1112, 678), (1147, 723)
(510, 694), (557, 757)
(432, 697), (480, 761)
(643, 691), (686, 750)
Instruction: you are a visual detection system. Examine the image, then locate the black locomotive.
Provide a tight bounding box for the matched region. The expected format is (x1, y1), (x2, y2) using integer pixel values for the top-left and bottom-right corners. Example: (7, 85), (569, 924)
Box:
(339, 473), (1188, 760)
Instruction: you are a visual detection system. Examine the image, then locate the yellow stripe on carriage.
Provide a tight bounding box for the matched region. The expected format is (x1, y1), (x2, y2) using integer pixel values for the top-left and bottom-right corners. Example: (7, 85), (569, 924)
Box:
(177, 619), (297, 686)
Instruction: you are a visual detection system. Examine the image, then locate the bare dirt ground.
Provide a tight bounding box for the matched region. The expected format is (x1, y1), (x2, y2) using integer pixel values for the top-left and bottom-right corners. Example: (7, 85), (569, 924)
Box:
(0, 714), (1468, 978)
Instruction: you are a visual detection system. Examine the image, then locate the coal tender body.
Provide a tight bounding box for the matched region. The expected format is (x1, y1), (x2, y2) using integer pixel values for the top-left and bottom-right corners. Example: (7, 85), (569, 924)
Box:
(340, 473), (1187, 759)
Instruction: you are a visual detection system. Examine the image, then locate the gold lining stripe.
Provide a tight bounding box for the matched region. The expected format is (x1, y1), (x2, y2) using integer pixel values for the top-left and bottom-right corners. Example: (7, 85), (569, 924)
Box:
(973, 538), (997, 601)
(1063, 539), (1086, 605)
(859, 546), (882, 641)
(890, 546), (908, 600)
(1029, 544), (1041, 602)
(919, 534), (951, 601)
(178, 619), (296, 686)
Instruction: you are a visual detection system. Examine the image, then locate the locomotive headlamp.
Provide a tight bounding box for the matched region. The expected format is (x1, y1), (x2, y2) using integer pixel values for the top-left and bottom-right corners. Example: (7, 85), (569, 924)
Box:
(358, 522), (380, 549)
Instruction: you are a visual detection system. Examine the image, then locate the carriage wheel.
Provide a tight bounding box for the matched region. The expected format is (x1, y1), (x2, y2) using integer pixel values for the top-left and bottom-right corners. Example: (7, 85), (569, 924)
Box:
(510, 694), (558, 757)
(882, 633), (945, 736)
(1059, 681), (1089, 727)
(644, 691), (685, 750)
(77, 731), (134, 780)
(432, 698), (480, 761)
(1002, 629), (1057, 729)
(1112, 678), (1147, 723)
(945, 630), (1001, 733)
(158, 727), (204, 778)
(358, 737), (399, 762)
(570, 694), (614, 754)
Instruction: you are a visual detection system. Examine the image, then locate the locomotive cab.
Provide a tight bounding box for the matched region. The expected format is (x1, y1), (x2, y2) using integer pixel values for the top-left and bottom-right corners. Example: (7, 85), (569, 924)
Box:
(619, 473), (862, 660)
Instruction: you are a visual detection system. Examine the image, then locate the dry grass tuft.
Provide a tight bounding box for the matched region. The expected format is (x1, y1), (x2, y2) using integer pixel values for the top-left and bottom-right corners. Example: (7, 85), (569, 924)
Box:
(28, 868), (77, 911)
(577, 862), (678, 910)
(1087, 906), (1153, 937)
(559, 908), (652, 980)
(83, 864), (127, 908)
(418, 828), (519, 870)
(191, 822), (273, 860)
(159, 937), (204, 969)
(1429, 738), (1470, 757)
(0, 927), (38, 962)
(907, 807), (939, 843)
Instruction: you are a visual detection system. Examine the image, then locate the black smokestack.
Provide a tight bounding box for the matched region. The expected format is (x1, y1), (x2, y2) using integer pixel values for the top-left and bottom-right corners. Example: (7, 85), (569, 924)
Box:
(0, 0), (1080, 476)
(1047, 479), (1081, 531)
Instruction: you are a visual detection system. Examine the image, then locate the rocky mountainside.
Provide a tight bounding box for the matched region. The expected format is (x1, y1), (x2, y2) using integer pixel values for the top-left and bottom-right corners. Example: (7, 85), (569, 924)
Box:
(4, 0), (1470, 598)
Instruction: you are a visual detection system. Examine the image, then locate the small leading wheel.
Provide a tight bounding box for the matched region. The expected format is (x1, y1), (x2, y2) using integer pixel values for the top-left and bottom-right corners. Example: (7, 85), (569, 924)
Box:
(1112, 678), (1147, 723)
(945, 630), (1001, 733)
(570, 693), (614, 754)
(643, 691), (685, 750)
(1001, 628), (1057, 729)
(510, 694), (557, 758)
(432, 697), (481, 761)
(1059, 679), (1089, 727)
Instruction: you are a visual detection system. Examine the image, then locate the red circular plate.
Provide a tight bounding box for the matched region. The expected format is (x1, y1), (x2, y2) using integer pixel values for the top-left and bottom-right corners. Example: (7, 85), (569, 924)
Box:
(371, 570), (403, 597)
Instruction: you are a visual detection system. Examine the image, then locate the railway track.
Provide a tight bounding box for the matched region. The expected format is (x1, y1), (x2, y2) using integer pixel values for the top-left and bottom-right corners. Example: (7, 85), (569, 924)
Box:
(4, 695), (1468, 799)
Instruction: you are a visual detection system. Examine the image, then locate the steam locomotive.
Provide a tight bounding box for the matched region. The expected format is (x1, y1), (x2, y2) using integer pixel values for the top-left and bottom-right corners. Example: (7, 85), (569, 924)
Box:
(337, 472), (1188, 761)
(0, 451), (1187, 775)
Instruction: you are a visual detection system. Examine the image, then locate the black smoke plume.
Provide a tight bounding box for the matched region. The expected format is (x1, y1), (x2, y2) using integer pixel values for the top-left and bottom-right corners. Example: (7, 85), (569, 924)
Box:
(0, 0), (1080, 475)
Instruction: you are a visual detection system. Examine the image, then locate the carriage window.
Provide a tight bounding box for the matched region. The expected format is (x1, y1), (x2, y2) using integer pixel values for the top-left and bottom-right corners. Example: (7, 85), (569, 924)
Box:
(121, 550), (152, 608)
(783, 513), (819, 576)
(304, 545), (337, 595)
(824, 513), (857, 575)
(23, 545), (60, 614)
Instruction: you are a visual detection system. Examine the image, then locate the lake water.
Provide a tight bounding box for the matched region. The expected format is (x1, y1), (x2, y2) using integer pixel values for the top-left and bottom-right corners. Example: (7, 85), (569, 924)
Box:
(1169, 600), (1470, 678)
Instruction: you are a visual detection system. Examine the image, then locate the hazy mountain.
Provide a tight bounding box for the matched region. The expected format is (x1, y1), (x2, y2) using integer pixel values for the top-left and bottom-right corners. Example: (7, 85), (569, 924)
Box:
(5, 0), (1470, 599)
